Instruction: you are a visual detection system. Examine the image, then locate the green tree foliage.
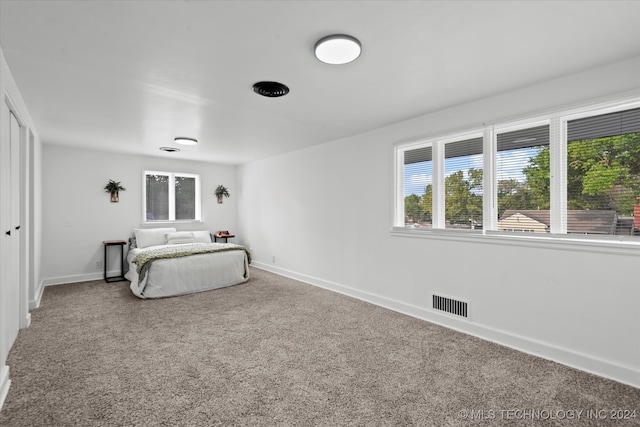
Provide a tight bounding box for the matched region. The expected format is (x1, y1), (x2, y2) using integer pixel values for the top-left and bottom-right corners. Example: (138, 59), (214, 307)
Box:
(567, 133), (640, 215)
(422, 184), (433, 221)
(497, 179), (531, 217)
(445, 169), (482, 225)
(404, 193), (422, 223)
(522, 146), (551, 211)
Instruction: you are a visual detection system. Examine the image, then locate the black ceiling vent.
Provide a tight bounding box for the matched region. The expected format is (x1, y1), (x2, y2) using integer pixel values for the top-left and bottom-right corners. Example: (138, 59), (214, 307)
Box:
(253, 81), (289, 98)
(159, 146), (180, 153)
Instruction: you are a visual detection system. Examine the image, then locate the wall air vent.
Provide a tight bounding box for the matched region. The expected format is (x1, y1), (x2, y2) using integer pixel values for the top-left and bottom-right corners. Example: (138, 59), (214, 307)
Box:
(432, 293), (469, 319)
(253, 81), (290, 98)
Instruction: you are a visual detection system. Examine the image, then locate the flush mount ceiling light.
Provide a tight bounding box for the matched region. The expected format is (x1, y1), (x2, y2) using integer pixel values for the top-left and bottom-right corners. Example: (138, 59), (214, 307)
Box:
(174, 137), (198, 145)
(314, 34), (361, 65)
(253, 81), (290, 98)
(159, 146), (180, 153)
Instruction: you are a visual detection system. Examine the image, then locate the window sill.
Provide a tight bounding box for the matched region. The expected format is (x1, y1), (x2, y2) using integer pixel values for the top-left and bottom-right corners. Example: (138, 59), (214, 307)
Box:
(140, 220), (203, 227)
(390, 227), (640, 256)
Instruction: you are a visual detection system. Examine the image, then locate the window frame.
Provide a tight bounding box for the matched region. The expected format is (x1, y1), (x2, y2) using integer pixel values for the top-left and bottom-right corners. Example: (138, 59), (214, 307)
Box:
(393, 96), (640, 247)
(142, 170), (202, 223)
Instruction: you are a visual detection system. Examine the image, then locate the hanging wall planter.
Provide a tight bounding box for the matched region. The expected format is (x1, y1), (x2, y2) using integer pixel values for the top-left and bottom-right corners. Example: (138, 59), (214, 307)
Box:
(215, 185), (230, 204)
(104, 179), (126, 203)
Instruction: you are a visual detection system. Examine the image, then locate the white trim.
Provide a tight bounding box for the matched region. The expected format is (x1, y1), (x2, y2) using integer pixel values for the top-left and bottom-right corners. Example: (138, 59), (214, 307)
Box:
(491, 117), (551, 135)
(390, 227), (640, 256)
(394, 146), (404, 228)
(137, 220), (203, 228)
(550, 115), (566, 234)
(483, 127), (496, 231)
(432, 142), (444, 228)
(30, 280), (45, 309)
(438, 128), (484, 145)
(0, 365), (10, 412)
(42, 270), (126, 287)
(561, 98), (640, 123)
(251, 262), (640, 388)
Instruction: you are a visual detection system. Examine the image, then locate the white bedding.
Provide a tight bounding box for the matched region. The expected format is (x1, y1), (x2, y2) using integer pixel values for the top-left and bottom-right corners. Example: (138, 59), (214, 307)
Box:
(126, 243), (249, 299)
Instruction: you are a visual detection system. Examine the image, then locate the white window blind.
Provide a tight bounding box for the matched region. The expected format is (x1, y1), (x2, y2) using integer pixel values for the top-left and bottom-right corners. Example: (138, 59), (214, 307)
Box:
(402, 145), (433, 228)
(444, 137), (483, 229)
(394, 99), (640, 241)
(146, 173), (169, 220)
(566, 108), (640, 236)
(144, 171), (201, 222)
(496, 125), (550, 233)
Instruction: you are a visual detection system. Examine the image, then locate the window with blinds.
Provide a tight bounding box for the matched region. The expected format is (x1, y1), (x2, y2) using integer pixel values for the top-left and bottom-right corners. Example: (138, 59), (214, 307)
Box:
(496, 125), (550, 233)
(444, 137), (483, 229)
(144, 171), (201, 222)
(394, 99), (640, 240)
(566, 108), (640, 236)
(402, 145), (433, 228)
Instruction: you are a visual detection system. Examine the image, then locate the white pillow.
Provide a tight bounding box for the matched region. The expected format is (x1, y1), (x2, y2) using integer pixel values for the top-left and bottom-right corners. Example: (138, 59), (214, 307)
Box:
(134, 227), (176, 248)
(166, 231), (196, 245)
(192, 230), (212, 243)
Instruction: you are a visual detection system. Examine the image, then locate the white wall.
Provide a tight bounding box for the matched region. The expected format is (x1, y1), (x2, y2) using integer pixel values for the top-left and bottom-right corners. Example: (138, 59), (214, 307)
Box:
(238, 56), (640, 387)
(41, 145), (238, 285)
(0, 46), (42, 411)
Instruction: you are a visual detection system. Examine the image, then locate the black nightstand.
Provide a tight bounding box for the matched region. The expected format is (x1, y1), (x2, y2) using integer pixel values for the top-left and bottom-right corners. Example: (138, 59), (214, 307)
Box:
(214, 232), (235, 243)
(103, 240), (127, 282)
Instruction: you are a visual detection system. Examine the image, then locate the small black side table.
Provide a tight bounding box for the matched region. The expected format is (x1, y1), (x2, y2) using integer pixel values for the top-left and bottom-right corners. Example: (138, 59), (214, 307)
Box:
(103, 240), (127, 282)
(214, 233), (235, 243)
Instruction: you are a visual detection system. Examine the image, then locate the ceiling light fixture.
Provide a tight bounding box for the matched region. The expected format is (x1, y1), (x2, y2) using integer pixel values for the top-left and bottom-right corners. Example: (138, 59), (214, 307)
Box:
(174, 137), (198, 145)
(314, 34), (361, 65)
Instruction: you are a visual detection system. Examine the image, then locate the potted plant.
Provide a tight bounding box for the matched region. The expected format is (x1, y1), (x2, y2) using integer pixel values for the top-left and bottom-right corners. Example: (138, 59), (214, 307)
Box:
(215, 185), (230, 204)
(104, 179), (126, 203)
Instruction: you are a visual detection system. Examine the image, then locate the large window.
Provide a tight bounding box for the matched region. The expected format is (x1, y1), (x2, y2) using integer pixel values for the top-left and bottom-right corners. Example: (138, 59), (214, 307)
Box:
(144, 171), (201, 222)
(395, 99), (640, 240)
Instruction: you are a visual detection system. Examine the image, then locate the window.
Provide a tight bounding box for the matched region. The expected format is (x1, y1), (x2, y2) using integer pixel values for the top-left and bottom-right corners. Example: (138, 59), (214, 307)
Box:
(144, 171), (201, 222)
(400, 144), (432, 228)
(496, 124), (550, 233)
(395, 98), (640, 241)
(565, 108), (640, 236)
(444, 137), (483, 229)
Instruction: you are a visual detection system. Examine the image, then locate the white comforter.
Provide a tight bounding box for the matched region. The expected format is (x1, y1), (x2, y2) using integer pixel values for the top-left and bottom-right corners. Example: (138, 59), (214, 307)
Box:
(126, 243), (249, 299)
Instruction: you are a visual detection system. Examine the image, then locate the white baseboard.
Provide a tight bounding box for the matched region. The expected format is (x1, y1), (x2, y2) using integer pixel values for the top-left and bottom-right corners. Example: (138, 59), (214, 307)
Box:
(30, 281), (45, 309)
(42, 270), (124, 287)
(0, 365), (10, 413)
(251, 261), (640, 389)
(22, 313), (31, 329)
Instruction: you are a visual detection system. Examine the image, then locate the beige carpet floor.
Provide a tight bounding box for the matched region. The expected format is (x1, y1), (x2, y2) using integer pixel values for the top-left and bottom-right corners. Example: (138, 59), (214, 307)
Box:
(0, 267), (638, 426)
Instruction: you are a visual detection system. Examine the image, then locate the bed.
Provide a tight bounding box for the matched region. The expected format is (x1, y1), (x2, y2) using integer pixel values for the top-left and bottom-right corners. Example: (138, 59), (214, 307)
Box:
(125, 228), (250, 299)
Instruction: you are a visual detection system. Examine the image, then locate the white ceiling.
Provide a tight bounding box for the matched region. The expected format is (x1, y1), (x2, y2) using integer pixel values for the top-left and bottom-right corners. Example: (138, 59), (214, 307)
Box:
(1, 1), (639, 165)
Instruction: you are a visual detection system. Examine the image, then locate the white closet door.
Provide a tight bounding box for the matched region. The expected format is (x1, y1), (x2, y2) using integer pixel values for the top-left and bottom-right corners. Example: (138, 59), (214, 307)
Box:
(1, 108), (21, 359)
